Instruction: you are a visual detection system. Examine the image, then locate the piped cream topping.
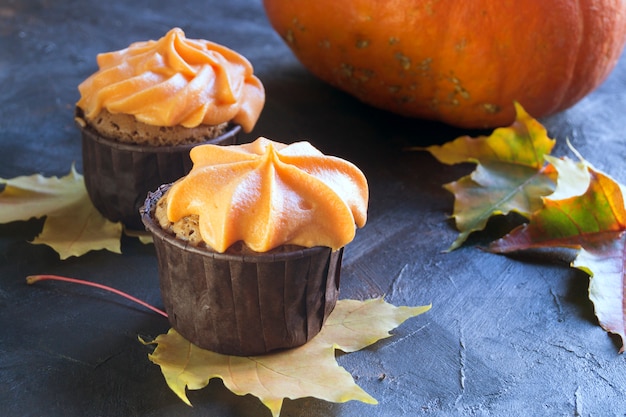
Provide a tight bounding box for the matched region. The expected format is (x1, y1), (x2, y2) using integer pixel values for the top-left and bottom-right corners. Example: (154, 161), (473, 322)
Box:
(164, 137), (369, 252)
(77, 28), (265, 132)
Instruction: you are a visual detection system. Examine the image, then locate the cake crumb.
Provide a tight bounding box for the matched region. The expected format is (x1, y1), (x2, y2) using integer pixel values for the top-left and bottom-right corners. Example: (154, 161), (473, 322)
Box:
(83, 109), (228, 146)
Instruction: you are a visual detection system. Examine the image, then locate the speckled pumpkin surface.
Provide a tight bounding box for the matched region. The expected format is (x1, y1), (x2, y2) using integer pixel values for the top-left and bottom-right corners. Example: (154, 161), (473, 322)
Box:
(263, 0), (626, 128)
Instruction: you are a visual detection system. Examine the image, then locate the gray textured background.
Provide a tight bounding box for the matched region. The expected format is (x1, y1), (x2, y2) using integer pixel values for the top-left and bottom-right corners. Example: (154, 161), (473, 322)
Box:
(1, 1), (626, 416)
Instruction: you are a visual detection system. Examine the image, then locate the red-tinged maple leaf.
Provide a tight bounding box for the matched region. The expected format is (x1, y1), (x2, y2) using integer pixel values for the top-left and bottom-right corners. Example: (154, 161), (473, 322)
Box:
(490, 163), (626, 351)
(422, 101), (626, 352)
(489, 166), (626, 250)
(416, 102), (557, 251)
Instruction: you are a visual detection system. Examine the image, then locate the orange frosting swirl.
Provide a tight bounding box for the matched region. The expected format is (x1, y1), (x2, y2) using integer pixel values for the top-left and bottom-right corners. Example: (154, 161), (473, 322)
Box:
(165, 137), (369, 252)
(77, 28), (265, 132)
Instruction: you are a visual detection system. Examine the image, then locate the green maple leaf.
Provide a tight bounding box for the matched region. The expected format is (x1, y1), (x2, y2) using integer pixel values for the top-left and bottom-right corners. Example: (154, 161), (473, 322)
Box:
(0, 165), (122, 259)
(419, 102), (557, 251)
(490, 161), (626, 351)
(145, 298), (431, 417)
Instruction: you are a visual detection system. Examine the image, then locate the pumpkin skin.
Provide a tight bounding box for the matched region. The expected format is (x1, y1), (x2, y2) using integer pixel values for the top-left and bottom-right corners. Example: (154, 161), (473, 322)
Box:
(263, 0), (626, 128)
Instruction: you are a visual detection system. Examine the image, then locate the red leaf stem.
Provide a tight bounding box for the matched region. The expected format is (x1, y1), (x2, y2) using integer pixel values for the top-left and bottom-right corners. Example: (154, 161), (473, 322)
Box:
(26, 274), (168, 318)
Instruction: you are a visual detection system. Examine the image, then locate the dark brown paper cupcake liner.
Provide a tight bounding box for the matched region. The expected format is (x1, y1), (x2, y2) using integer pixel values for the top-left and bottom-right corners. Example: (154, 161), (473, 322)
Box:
(141, 184), (342, 356)
(78, 109), (240, 230)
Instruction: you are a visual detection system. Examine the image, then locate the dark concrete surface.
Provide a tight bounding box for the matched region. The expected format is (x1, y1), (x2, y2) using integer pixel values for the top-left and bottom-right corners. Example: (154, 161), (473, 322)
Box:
(1, 1), (626, 416)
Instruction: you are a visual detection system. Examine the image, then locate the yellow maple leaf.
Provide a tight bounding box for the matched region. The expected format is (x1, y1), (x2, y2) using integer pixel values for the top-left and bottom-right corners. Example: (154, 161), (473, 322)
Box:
(0, 165), (122, 259)
(146, 298), (430, 417)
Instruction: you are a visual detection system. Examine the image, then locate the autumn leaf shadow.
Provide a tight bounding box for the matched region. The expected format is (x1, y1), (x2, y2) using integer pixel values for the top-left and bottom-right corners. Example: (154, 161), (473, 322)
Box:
(504, 247), (623, 352)
(489, 247), (603, 330)
(177, 378), (343, 417)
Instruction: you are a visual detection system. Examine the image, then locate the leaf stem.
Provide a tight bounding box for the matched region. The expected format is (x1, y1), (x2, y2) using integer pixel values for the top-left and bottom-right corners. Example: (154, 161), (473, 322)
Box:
(26, 274), (168, 318)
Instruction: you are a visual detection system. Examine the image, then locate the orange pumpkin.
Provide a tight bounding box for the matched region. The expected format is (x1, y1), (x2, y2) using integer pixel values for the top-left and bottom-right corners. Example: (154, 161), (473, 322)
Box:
(263, 0), (626, 128)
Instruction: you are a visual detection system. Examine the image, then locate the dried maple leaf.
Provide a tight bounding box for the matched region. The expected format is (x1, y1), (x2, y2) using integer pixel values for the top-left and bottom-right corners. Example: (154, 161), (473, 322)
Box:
(419, 102), (557, 251)
(490, 160), (626, 351)
(145, 298), (431, 416)
(0, 165), (122, 259)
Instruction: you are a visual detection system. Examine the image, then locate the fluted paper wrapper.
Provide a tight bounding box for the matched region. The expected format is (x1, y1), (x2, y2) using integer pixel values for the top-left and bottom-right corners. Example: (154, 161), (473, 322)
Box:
(78, 110), (240, 230)
(141, 185), (342, 356)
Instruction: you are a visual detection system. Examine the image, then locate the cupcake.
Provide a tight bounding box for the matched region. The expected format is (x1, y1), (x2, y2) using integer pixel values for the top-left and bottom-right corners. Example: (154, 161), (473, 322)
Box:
(76, 28), (265, 229)
(141, 137), (369, 356)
